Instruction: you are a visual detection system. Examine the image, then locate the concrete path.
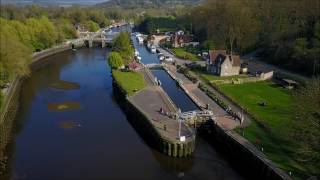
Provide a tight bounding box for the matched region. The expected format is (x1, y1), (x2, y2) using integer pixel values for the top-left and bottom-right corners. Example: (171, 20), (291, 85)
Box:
(128, 68), (195, 141)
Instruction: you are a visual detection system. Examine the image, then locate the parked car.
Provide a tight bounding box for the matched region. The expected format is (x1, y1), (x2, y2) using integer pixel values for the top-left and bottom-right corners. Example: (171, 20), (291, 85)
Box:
(164, 56), (173, 62)
(159, 55), (165, 61)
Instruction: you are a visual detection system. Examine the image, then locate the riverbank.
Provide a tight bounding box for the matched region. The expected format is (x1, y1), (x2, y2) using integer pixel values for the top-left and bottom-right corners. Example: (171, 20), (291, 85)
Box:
(0, 42), (80, 123)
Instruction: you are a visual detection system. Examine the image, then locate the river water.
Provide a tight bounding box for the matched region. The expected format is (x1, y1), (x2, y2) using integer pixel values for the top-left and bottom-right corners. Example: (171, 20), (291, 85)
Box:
(0, 28), (244, 180)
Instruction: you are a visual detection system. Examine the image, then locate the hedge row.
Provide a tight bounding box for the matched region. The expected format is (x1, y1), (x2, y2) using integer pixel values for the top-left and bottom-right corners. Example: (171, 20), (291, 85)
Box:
(177, 65), (198, 83)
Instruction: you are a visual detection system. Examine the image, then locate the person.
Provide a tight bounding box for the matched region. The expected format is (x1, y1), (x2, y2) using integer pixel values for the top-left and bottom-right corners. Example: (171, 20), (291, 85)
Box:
(160, 107), (164, 114)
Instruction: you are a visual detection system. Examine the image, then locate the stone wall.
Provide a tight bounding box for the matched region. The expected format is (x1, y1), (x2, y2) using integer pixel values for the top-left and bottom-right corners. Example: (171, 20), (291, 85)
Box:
(200, 120), (291, 180)
(112, 81), (195, 158)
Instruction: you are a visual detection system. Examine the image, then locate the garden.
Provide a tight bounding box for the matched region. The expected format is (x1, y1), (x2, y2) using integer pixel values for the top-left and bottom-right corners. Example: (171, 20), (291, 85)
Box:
(171, 47), (201, 61)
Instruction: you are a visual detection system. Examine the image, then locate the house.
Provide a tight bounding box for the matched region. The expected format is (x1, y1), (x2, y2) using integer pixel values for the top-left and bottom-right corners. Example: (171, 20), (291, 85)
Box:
(171, 31), (194, 48)
(207, 50), (241, 77)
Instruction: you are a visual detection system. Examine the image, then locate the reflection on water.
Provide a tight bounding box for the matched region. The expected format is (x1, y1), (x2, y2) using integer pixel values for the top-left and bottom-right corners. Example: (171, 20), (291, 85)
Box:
(47, 101), (81, 111)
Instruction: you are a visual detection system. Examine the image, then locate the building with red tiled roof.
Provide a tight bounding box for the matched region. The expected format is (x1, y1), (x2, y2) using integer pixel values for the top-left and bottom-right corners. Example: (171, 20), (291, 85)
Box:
(171, 31), (194, 48)
(207, 50), (241, 76)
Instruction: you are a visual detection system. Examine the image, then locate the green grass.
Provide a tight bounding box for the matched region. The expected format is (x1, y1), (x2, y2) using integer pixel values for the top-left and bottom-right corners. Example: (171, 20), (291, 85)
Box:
(192, 68), (248, 83)
(220, 81), (311, 179)
(112, 70), (146, 96)
(171, 48), (201, 61)
(0, 91), (3, 110)
(220, 81), (294, 128)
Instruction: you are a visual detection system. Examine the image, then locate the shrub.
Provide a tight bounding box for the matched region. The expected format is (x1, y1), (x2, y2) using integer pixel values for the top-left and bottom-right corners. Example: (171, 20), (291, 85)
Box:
(108, 52), (124, 69)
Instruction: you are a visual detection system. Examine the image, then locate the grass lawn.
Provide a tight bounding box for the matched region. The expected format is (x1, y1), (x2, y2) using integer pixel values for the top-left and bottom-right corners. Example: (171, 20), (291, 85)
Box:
(0, 92), (3, 110)
(171, 48), (201, 61)
(192, 68), (248, 83)
(220, 81), (312, 179)
(112, 70), (146, 96)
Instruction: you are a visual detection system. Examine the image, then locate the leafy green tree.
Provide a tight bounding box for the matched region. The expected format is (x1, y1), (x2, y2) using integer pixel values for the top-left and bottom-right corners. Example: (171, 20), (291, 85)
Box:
(82, 20), (100, 32)
(112, 32), (134, 61)
(26, 16), (58, 50)
(0, 19), (31, 86)
(108, 52), (124, 69)
(54, 18), (77, 42)
(202, 40), (215, 51)
(9, 20), (33, 49)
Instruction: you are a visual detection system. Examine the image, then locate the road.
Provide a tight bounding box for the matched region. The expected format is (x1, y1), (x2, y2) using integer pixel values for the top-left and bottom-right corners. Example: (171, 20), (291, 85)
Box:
(241, 50), (310, 82)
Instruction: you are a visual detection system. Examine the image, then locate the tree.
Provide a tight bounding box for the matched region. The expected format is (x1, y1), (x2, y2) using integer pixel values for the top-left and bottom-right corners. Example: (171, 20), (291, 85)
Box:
(190, 0), (259, 53)
(202, 40), (215, 51)
(9, 20), (33, 49)
(82, 20), (100, 32)
(112, 32), (134, 62)
(54, 18), (77, 43)
(0, 19), (31, 86)
(26, 16), (58, 50)
(108, 52), (124, 69)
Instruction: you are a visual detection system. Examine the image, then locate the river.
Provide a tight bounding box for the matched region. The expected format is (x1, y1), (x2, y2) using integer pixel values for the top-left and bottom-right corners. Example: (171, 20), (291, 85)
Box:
(0, 28), (244, 180)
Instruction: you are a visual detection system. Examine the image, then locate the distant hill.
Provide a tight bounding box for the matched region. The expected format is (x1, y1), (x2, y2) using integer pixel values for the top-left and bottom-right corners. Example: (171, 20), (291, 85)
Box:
(97, 0), (201, 8)
(1, 0), (108, 6)
(1, 0), (201, 7)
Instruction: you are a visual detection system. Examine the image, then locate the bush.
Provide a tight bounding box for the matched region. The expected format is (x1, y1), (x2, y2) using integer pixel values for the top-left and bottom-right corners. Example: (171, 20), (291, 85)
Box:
(108, 52), (124, 69)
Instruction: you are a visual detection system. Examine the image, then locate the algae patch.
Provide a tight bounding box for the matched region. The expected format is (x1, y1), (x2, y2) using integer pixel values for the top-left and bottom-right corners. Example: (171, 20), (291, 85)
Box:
(48, 101), (81, 111)
(58, 121), (76, 129)
(49, 80), (80, 90)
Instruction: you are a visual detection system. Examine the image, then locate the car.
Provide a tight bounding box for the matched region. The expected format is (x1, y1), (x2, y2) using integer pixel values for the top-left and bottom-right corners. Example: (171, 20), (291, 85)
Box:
(159, 55), (165, 61)
(164, 56), (173, 62)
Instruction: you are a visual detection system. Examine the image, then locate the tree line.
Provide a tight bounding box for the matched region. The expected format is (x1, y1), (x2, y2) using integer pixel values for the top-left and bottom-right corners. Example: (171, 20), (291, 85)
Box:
(190, 0), (320, 76)
(136, 0), (320, 76)
(0, 5), (116, 88)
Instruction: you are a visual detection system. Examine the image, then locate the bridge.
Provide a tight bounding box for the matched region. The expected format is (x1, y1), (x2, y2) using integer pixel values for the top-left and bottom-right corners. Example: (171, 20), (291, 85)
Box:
(145, 63), (164, 69)
(69, 23), (128, 48)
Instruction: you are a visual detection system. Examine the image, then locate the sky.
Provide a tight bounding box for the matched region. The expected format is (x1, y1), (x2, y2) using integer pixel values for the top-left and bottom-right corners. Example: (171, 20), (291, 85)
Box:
(0, 0), (109, 6)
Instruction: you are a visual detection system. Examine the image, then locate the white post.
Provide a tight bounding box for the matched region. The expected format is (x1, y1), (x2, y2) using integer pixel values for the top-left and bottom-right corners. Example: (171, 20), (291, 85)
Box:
(178, 117), (181, 138)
